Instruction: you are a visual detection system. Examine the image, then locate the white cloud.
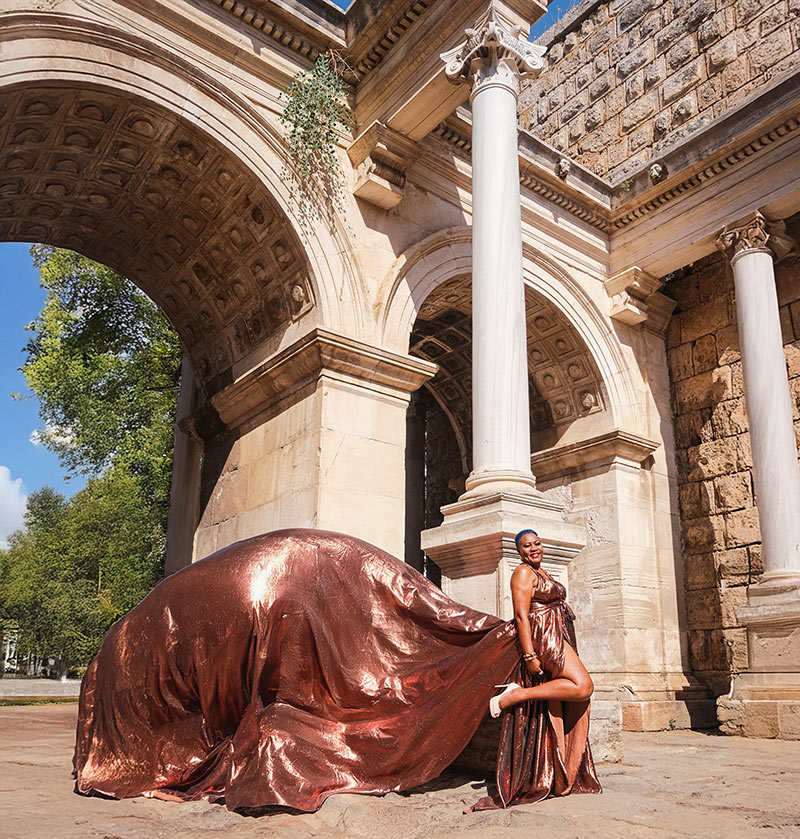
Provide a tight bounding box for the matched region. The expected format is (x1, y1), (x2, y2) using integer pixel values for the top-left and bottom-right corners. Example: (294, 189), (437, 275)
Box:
(30, 424), (73, 448)
(0, 466), (27, 549)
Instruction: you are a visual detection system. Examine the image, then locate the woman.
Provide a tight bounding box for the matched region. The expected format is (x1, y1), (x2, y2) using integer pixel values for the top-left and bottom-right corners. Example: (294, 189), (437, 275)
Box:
(470, 529), (602, 810)
(74, 528), (599, 813)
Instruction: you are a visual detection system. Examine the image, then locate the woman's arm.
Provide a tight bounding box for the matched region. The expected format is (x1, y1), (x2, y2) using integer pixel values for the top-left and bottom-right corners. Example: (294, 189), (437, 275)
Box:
(510, 566), (542, 675)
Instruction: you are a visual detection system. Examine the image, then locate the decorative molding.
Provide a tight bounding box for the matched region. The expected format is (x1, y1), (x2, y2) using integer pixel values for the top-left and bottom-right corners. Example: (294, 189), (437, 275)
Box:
(432, 121), (615, 231)
(519, 165), (613, 232)
(433, 92), (800, 237)
(605, 267), (675, 333)
(530, 429), (660, 482)
(206, 328), (438, 431)
(208, 0), (325, 62)
(611, 113), (800, 230)
(349, 0), (432, 80)
(441, 8), (546, 92)
(715, 210), (796, 264)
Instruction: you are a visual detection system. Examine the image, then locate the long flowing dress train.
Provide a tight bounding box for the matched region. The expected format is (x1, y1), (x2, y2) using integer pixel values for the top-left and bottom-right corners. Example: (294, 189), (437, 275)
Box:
(74, 529), (600, 813)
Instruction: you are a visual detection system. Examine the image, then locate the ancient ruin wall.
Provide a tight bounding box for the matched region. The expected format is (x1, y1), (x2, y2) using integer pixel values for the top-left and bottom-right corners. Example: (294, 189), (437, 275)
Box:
(663, 242), (800, 697)
(519, 0), (800, 181)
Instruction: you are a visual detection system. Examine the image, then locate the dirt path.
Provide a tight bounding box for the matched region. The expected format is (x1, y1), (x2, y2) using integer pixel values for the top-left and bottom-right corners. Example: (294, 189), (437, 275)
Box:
(2, 705), (799, 839)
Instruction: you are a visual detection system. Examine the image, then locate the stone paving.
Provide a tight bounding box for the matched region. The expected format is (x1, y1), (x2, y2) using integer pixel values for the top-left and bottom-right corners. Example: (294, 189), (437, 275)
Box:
(2, 704), (800, 839)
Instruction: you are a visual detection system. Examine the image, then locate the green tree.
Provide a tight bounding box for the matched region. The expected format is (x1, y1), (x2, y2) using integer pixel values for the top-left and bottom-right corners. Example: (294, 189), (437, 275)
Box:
(0, 247), (182, 672)
(22, 246), (181, 509)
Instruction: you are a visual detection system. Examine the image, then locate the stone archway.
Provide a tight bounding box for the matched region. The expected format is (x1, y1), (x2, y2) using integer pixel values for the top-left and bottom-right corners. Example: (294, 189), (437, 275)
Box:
(0, 84), (315, 398)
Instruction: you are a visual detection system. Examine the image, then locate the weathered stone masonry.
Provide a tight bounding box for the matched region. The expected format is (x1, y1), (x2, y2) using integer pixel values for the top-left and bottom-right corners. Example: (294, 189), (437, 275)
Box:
(519, 0), (800, 181)
(663, 217), (800, 697)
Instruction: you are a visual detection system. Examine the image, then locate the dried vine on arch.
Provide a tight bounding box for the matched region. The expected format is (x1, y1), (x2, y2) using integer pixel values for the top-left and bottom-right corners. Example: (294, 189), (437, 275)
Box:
(279, 51), (356, 224)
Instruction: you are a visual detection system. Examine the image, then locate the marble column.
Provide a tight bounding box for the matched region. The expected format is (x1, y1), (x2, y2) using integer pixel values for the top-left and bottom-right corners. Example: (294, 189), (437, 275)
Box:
(423, 10), (585, 621)
(715, 211), (800, 590)
(715, 210), (800, 739)
(441, 8), (543, 496)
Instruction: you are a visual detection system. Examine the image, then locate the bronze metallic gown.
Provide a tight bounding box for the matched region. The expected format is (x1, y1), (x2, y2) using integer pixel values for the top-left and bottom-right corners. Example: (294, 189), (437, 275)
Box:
(470, 571), (602, 810)
(73, 529), (599, 813)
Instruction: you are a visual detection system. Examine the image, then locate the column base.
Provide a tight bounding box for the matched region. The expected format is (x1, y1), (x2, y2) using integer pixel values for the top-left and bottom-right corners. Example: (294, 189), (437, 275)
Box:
(420, 488), (585, 619)
(463, 468), (538, 497)
(717, 576), (800, 739)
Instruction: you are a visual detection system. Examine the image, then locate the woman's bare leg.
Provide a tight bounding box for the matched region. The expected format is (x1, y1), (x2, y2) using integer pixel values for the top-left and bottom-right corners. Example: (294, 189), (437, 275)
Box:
(498, 642), (593, 708)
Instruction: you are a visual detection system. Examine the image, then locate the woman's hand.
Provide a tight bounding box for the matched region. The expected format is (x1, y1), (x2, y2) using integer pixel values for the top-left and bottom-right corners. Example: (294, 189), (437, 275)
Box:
(525, 656), (544, 677)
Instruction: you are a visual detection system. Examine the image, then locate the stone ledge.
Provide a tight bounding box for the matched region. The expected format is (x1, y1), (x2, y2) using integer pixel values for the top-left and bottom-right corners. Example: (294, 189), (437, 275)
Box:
(530, 429), (660, 482)
(622, 699), (719, 731)
(205, 328), (438, 432)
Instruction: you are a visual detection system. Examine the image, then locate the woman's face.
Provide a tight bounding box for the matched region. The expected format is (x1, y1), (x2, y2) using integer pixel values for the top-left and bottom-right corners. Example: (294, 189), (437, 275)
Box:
(516, 533), (542, 565)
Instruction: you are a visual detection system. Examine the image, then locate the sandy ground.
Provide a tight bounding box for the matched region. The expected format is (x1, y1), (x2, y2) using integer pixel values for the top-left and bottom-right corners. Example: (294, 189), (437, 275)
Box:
(2, 704), (800, 839)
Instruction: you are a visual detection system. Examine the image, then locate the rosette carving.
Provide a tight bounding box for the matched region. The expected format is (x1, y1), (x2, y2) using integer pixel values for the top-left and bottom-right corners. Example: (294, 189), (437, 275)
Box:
(440, 9), (546, 91)
(716, 211), (795, 263)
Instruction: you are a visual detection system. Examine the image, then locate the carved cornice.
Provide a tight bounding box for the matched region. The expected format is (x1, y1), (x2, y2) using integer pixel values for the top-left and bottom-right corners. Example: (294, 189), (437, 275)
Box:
(611, 114), (800, 230)
(715, 211), (796, 265)
(206, 328), (438, 432)
(441, 8), (546, 92)
(207, 0), (334, 61)
(432, 121), (615, 231)
(433, 112), (800, 237)
(519, 165), (613, 232)
(348, 0), (432, 80)
(530, 430), (660, 482)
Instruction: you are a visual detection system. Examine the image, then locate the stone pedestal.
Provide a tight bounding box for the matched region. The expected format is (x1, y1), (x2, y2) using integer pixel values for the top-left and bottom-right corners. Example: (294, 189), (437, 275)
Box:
(717, 596), (800, 739)
(421, 491), (585, 618)
(715, 211), (800, 738)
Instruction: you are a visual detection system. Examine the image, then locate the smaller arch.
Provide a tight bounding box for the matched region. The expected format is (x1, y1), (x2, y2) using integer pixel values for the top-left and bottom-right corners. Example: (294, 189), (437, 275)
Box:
(379, 228), (639, 432)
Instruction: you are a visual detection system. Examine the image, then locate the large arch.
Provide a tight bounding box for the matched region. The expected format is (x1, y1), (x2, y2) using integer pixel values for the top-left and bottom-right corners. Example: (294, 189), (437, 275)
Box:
(0, 11), (368, 396)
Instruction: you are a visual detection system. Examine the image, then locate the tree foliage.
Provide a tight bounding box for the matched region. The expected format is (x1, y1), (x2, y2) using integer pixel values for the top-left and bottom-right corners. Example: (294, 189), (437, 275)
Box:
(22, 246), (181, 506)
(0, 247), (181, 673)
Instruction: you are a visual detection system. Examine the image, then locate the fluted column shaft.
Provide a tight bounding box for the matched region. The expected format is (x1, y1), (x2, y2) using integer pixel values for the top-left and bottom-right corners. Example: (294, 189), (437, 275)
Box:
(441, 11), (545, 495)
(717, 212), (800, 580)
(470, 60), (531, 485)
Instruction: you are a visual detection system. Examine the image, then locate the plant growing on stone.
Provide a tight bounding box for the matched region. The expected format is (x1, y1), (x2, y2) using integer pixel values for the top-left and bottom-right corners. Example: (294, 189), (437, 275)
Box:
(280, 51), (355, 221)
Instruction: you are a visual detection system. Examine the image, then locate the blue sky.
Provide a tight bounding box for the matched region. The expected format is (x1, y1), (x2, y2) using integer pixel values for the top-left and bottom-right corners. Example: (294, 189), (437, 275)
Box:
(0, 242), (87, 547)
(0, 2), (574, 546)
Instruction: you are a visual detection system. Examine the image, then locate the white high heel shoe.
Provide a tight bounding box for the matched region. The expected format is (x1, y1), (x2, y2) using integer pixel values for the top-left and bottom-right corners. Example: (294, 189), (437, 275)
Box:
(489, 682), (521, 719)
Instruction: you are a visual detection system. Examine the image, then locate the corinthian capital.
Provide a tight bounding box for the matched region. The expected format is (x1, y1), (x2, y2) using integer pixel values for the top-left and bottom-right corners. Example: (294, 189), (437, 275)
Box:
(716, 210), (795, 264)
(440, 8), (546, 92)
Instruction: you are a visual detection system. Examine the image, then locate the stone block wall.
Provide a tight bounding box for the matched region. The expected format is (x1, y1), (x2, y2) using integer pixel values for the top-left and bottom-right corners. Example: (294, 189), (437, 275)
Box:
(663, 242), (800, 697)
(519, 0), (800, 181)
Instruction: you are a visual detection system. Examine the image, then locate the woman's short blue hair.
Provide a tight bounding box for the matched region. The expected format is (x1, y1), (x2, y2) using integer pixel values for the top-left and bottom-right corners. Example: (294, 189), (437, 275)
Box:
(514, 529), (538, 548)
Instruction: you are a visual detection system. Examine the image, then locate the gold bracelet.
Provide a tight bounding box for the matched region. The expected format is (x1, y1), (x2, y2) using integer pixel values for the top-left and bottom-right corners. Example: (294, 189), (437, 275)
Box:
(523, 653), (536, 661)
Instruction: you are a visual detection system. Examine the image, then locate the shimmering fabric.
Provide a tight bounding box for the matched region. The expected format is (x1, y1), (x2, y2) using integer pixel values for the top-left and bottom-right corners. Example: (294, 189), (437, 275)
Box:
(470, 572), (602, 810)
(74, 529), (524, 812)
